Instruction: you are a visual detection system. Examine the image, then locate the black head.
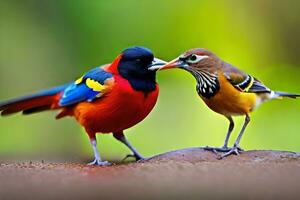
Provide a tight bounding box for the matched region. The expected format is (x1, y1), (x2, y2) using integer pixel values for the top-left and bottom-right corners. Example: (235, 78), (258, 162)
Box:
(118, 46), (164, 92)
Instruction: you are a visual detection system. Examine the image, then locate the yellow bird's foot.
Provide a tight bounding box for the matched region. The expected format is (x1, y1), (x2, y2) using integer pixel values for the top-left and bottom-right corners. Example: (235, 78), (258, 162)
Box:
(204, 146), (244, 154)
(204, 146), (231, 154)
(217, 146), (243, 159)
(237, 146), (244, 152)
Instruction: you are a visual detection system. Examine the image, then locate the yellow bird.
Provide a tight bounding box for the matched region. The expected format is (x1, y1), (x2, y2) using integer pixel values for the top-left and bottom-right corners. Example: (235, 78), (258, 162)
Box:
(152, 48), (299, 158)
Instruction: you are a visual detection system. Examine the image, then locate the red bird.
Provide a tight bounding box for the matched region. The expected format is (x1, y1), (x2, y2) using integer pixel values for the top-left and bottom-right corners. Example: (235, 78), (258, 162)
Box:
(0, 46), (165, 166)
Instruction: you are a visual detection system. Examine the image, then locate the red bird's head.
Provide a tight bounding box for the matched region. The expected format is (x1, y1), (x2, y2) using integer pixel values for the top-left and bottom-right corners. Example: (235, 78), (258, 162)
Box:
(108, 46), (166, 92)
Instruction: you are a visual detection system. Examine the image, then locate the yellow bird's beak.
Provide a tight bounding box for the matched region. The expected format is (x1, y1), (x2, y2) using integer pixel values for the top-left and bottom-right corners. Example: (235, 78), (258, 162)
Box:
(158, 58), (181, 70)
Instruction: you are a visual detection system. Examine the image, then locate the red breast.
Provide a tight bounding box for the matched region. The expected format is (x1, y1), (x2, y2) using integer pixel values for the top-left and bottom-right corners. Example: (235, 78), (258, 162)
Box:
(72, 75), (159, 134)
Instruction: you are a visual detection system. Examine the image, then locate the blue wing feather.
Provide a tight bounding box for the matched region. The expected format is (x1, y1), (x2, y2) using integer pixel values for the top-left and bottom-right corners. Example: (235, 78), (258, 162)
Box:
(59, 67), (113, 106)
(82, 67), (112, 84)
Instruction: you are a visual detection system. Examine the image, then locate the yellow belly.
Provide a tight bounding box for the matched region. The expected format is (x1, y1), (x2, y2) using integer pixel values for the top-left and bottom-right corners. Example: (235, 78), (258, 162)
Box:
(202, 74), (257, 116)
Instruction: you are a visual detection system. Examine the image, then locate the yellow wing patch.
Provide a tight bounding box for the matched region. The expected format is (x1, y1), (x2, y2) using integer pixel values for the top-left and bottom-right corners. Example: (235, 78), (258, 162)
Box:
(75, 76), (84, 85)
(86, 78), (105, 92)
(243, 77), (254, 92)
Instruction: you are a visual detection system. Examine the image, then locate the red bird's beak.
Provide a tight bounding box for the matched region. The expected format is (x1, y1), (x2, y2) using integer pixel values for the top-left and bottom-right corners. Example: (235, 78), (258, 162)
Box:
(148, 58), (167, 71)
(150, 58), (188, 71)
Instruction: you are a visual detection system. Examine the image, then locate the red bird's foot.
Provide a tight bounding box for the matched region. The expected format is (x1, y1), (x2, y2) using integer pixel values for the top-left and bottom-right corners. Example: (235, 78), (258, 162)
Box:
(136, 157), (150, 163)
(122, 154), (146, 162)
(87, 159), (111, 166)
(217, 146), (243, 159)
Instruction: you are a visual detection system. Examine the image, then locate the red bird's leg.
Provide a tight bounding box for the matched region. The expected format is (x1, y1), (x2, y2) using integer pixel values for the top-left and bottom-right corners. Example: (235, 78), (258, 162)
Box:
(113, 132), (144, 161)
(87, 136), (111, 166)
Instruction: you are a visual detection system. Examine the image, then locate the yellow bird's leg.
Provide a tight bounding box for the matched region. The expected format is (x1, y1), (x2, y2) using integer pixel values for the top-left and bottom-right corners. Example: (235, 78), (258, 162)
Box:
(204, 116), (235, 153)
(222, 116), (234, 149)
(219, 114), (250, 159)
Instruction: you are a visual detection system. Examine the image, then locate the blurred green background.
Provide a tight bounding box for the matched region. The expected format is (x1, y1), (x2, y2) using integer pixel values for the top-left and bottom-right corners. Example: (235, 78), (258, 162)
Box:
(0, 0), (299, 161)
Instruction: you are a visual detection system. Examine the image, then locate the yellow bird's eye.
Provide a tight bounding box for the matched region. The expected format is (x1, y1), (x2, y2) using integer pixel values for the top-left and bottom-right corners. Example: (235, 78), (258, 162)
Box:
(186, 54), (209, 64)
(190, 55), (197, 61)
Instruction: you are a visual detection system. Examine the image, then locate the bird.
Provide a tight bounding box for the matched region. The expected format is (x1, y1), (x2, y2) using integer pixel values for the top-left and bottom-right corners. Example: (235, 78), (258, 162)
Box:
(151, 48), (300, 159)
(0, 46), (166, 166)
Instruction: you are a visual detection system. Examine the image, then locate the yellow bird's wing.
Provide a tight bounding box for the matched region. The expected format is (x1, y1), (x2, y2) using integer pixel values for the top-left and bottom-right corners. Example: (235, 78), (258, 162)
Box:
(222, 62), (271, 93)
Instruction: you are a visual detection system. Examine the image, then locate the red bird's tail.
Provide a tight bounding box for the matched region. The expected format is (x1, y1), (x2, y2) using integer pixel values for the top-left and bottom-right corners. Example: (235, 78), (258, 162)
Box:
(0, 84), (69, 116)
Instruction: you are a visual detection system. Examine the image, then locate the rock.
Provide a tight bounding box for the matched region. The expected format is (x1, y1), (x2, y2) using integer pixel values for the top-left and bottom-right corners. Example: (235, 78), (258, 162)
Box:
(143, 147), (300, 163)
(0, 148), (300, 200)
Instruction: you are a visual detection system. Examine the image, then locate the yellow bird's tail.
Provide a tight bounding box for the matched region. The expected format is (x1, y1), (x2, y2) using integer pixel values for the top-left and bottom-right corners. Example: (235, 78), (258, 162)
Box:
(274, 91), (300, 99)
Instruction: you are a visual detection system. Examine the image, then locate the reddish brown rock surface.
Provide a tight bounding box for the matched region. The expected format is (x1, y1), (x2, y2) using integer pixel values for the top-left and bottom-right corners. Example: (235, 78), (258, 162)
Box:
(1, 148), (300, 200)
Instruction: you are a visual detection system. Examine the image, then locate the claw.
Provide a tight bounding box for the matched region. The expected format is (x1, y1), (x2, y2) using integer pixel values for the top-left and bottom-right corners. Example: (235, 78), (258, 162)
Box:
(87, 159), (111, 166)
(218, 146), (241, 159)
(122, 154), (147, 162)
(122, 154), (136, 161)
(136, 157), (150, 163)
(204, 146), (231, 154)
(237, 146), (244, 152)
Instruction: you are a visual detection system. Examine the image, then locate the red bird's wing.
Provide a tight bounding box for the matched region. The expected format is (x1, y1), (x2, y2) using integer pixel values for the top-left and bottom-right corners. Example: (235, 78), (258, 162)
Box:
(59, 66), (115, 106)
